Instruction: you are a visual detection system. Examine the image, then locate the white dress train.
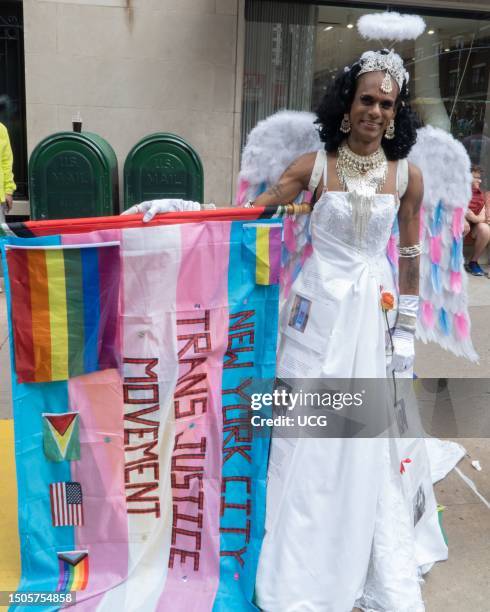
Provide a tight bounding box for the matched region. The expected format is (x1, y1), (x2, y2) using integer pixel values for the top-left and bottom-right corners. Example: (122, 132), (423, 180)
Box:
(255, 159), (459, 612)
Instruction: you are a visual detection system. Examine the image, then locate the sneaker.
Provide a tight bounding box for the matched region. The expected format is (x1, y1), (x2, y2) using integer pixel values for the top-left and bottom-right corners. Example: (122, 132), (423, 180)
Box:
(467, 261), (485, 276)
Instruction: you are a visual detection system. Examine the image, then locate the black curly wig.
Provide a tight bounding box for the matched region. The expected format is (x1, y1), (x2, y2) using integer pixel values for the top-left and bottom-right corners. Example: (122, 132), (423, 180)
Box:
(316, 50), (421, 161)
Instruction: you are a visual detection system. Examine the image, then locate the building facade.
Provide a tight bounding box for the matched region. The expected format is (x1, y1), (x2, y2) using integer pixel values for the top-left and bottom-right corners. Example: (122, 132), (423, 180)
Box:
(3, 0), (490, 215)
(242, 0), (490, 186)
(11, 0), (246, 214)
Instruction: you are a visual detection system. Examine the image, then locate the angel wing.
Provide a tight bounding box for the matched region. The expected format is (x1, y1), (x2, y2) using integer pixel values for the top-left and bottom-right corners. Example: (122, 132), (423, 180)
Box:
(236, 110), (321, 204)
(236, 111), (320, 301)
(407, 126), (478, 361)
(237, 111), (477, 362)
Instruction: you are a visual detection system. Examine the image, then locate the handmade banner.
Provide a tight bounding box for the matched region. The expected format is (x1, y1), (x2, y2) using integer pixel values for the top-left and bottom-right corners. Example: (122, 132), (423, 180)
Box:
(1, 216), (281, 612)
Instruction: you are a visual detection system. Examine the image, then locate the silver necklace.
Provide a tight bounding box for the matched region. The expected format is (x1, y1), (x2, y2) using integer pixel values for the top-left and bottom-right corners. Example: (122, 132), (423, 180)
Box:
(336, 141), (388, 194)
(336, 141), (388, 245)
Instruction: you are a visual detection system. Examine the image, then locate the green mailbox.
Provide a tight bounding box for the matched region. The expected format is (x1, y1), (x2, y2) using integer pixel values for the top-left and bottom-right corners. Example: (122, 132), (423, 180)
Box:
(123, 133), (204, 210)
(29, 132), (119, 220)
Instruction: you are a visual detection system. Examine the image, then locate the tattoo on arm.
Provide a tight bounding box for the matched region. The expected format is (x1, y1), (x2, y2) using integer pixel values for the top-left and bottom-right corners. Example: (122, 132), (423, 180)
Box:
(284, 159), (299, 173)
(267, 183), (284, 199)
(399, 257), (419, 294)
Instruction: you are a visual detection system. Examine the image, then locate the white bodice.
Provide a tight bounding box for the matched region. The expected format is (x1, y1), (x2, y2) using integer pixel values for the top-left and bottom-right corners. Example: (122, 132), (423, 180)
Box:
(311, 190), (399, 258)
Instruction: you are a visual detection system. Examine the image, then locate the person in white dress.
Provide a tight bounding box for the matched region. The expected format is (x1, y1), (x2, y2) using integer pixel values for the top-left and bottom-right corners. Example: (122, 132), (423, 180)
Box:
(124, 50), (450, 612)
(248, 50), (431, 612)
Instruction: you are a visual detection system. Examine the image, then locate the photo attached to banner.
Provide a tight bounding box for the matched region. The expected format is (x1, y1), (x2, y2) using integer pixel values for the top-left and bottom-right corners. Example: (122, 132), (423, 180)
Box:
(288, 294), (311, 333)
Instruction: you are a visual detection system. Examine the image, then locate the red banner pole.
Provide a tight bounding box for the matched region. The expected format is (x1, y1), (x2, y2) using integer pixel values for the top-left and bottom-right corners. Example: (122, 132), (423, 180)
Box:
(7, 204), (312, 237)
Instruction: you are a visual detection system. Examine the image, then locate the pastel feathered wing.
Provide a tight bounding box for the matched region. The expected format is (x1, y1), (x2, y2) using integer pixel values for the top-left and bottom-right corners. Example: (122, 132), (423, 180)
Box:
(237, 111), (478, 362)
(236, 111), (319, 302)
(406, 126), (478, 361)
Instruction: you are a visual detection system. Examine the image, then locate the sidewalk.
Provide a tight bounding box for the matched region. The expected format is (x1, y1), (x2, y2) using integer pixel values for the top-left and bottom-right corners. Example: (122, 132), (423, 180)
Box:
(425, 438), (490, 612)
(1, 274), (489, 609)
(415, 268), (490, 611)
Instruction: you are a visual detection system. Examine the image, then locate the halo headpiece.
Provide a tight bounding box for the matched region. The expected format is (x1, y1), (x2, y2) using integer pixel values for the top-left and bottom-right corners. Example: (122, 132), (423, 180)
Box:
(357, 50), (409, 93)
(354, 12), (425, 94)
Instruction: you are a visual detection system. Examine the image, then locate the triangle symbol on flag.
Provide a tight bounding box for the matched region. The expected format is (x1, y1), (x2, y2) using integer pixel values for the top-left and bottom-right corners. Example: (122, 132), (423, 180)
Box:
(46, 413), (77, 436)
(45, 413), (79, 459)
(58, 551), (88, 566)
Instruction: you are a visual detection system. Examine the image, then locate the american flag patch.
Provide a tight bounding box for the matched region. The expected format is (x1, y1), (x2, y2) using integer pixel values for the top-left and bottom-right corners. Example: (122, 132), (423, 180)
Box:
(49, 482), (84, 527)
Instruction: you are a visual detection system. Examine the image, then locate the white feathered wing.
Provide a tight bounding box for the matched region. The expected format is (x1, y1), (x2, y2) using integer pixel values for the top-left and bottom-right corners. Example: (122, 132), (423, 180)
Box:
(238, 112), (478, 362)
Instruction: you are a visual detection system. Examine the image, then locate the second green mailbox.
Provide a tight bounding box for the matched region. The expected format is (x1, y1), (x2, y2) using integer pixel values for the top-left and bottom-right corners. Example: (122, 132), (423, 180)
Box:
(123, 133), (204, 210)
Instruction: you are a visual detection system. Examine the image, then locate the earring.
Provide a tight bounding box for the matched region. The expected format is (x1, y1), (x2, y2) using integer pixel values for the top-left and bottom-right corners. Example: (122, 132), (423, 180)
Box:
(384, 119), (395, 140)
(340, 114), (351, 134)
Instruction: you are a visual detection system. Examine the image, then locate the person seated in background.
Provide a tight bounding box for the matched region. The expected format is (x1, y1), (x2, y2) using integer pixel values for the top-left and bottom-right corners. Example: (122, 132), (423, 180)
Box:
(464, 165), (490, 276)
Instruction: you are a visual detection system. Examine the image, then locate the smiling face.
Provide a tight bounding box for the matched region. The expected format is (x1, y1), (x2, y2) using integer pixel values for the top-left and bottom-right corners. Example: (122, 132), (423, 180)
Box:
(348, 71), (399, 143)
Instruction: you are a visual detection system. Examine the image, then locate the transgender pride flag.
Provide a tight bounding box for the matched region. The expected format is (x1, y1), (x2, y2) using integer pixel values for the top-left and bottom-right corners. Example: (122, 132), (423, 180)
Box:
(1, 213), (281, 612)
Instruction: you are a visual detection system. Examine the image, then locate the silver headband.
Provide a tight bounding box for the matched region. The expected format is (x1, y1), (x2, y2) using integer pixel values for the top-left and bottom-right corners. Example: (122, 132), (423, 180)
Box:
(357, 50), (409, 94)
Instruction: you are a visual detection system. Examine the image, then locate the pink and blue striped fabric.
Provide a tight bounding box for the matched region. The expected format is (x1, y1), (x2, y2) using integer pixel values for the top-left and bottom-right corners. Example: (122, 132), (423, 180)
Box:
(1, 218), (281, 612)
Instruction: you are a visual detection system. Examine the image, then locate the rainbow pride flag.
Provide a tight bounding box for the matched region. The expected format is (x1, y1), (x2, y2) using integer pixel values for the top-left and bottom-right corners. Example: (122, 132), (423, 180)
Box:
(5, 243), (120, 383)
(56, 551), (89, 592)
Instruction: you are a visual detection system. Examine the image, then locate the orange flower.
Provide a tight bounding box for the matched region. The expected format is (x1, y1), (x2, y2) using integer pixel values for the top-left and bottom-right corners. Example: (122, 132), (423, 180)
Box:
(380, 291), (395, 311)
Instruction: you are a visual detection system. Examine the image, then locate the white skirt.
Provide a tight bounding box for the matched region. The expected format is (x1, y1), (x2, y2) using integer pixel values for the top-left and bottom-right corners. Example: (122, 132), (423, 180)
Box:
(255, 233), (456, 612)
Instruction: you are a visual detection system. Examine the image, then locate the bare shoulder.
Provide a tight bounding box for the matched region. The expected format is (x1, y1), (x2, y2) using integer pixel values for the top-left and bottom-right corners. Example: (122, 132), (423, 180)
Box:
(399, 162), (423, 216)
(405, 162), (424, 198)
(407, 162), (423, 186)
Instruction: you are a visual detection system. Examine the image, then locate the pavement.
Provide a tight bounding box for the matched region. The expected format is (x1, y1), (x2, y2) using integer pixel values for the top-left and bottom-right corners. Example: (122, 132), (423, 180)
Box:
(0, 271), (489, 609)
(413, 267), (490, 611)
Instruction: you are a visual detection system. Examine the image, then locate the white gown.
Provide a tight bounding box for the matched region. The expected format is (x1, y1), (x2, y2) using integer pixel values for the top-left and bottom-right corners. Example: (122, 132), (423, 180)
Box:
(255, 162), (453, 612)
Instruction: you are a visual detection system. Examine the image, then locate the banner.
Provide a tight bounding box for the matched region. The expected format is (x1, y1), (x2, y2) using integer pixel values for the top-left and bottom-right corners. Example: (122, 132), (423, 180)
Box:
(1, 216), (281, 611)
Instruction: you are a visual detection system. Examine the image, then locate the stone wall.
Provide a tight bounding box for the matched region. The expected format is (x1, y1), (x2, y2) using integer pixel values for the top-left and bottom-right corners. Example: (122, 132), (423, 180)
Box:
(23, 0), (245, 207)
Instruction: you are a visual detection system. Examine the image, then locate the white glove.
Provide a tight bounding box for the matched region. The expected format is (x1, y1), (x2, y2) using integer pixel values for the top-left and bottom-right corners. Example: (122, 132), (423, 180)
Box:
(388, 295), (418, 374)
(389, 328), (415, 373)
(122, 199), (203, 222)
